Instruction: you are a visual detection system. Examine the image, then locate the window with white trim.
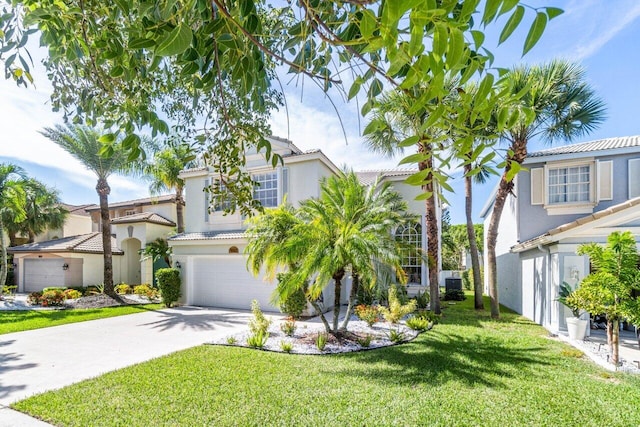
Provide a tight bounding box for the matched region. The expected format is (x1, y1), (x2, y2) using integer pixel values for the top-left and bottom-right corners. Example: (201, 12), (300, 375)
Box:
(213, 181), (234, 212)
(548, 165), (591, 204)
(395, 222), (422, 284)
(253, 172), (278, 207)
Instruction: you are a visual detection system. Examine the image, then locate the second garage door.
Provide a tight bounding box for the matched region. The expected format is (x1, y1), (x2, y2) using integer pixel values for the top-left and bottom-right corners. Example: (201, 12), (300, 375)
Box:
(191, 256), (277, 311)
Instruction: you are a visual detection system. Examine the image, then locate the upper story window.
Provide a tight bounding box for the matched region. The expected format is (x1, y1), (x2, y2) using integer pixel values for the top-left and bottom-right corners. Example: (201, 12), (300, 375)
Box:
(124, 209), (136, 216)
(213, 182), (234, 212)
(253, 172), (278, 208)
(530, 158), (611, 215)
(548, 165), (590, 204)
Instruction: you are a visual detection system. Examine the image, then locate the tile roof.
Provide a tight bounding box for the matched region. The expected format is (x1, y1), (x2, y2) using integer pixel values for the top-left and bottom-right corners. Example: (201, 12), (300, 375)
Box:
(8, 233), (124, 255)
(85, 194), (175, 211)
(110, 212), (176, 227)
(511, 196), (640, 252)
(168, 230), (246, 241)
(527, 135), (640, 158)
(356, 169), (418, 186)
(60, 203), (95, 216)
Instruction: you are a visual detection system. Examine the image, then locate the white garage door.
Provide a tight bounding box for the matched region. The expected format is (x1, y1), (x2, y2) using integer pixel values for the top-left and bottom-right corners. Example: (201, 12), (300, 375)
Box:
(24, 259), (65, 292)
(191, 256), (277, 311)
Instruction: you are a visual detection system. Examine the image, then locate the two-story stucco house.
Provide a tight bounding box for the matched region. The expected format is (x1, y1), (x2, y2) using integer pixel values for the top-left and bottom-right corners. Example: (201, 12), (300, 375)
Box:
(9, 195), (179, 292)
(480, 136), (640, 333)
(169, 136), (436, 312)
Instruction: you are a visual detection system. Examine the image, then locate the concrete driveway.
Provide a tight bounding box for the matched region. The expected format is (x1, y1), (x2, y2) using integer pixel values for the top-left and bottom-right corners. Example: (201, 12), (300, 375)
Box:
(0, 307), (252, 409)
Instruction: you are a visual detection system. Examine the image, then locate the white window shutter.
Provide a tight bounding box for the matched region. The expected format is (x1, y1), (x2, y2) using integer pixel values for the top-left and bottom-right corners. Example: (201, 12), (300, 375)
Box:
(204, 178), (210, 222)
(630, 159), (640, 199)
(530, 167), (544, 205)
(597, 160), (613, 201)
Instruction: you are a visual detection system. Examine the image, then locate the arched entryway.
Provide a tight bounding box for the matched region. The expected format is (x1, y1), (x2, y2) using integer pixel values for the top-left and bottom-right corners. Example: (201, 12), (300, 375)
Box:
(122, 238), (142, 285)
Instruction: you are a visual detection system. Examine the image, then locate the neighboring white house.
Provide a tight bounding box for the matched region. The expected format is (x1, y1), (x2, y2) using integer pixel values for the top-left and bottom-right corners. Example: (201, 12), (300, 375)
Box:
(9, 195), (179, 292)
(480, 136), (640, 334)
(169, 136), (438, 312)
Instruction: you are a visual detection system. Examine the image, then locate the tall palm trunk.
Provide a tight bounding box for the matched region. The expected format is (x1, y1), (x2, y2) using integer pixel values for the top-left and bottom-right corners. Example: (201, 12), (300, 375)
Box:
(331, 269), (345, 333)
(0, 218), (7, 292)
(420, 144), (440, 315)
(176, 186), (185, 233)
(486, 139), (527, 318)
(464, 163), (483, 310)
(96, 178), (117, 299)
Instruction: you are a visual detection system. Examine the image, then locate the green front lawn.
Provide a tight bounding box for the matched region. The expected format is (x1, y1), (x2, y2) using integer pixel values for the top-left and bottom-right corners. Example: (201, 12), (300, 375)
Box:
(13, 297), (640, 426)
(0, 304), (162, 335)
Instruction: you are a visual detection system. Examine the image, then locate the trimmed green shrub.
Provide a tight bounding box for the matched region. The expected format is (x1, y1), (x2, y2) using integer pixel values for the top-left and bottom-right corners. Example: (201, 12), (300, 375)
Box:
(276, 273), (307, 319)
(63, 289), (82, 299)
(249, 300), (271, 335)
(155, 268), (182, 308)
(388, 329), (406, 343)
(462, 267), (483, 291)
(414, 309), (441, 324)
(443, 289), (466, 301)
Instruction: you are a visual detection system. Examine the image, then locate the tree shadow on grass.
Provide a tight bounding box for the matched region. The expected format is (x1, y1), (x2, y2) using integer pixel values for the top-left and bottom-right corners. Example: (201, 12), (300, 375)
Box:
(137, 307), (252, 332)
(333, 330), (550, 389)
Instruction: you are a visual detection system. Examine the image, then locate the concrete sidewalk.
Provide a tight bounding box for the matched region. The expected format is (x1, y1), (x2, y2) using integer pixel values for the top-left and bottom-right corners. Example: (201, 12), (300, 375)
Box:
(1, 307), (253, 424)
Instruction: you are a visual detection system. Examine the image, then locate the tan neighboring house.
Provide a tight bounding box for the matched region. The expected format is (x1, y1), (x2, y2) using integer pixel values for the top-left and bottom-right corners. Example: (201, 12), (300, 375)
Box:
(9, 195), (180, 292)
(34, 203), (95, 243)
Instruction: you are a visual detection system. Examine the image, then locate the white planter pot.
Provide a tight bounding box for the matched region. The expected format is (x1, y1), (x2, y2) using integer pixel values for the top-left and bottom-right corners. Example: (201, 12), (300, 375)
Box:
(566, 317), (589, 341)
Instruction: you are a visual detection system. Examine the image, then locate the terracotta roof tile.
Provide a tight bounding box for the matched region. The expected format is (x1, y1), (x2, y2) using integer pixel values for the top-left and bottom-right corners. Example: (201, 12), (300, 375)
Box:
(8, 233), (124, 255)
(110, 212), (175, 227)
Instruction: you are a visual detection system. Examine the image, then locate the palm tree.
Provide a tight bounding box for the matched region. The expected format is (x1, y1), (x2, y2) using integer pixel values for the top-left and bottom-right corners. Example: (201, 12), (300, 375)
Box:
(41, 125), (133, 298)
(0, 163), (26, 291)
(3, 179), (68, 244)
(145, 142), (196, 233)
(365, 89), (446, 314)
(486, 60), (606, 318)
(246, 172), (408, 334)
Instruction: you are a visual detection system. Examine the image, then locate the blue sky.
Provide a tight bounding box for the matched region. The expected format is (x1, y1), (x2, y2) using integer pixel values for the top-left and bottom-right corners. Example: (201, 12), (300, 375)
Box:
(1, 0), (639, 223)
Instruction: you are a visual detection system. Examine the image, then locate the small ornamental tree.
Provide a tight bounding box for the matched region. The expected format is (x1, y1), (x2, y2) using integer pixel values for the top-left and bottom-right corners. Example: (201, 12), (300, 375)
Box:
(566, 231), (640, 366)
(155, 268), (182, 308)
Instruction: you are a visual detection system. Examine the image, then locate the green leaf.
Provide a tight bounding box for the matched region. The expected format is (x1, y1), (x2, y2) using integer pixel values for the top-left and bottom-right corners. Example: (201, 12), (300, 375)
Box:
(470, 30), (484, 50)
(347, 78), (362, 100)
(98, 133), (116, 144)
(499, 5), (524, 45)
(482, 0), (501, 25)
(360, 9), (377, 39)
(433, 23), (448, 56)
(121, 133), (140, 150)
(109, 65), (124, 77)
(475, 73), (494, 104)
(405, 169), (430, 185)
(155, 24), (192, 57)
(498, 0), (519, 17)
(546, 7), (564, 20)
(523, 12), (547, 56)
(129, 38), (155, 49)
(446, 27), (464, 69)
(113, 0), (130, 14)
(399, 152), (428, 165)
(399, 135), (420, 148)
(414, 191), (433, 201)
(368, 78), (383, 97)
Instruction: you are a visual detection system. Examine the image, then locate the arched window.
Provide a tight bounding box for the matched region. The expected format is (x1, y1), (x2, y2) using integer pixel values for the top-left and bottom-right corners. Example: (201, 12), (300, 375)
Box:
(228, 246), (239, 254)
(395, 222), (422, 284)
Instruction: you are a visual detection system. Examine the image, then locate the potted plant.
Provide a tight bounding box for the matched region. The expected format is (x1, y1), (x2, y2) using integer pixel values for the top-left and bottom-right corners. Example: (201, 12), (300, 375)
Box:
(557, 281), (588, 341)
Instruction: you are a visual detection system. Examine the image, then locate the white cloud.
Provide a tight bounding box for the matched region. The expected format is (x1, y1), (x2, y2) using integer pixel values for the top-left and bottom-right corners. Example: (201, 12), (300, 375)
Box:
(571, 2), (640, 61)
